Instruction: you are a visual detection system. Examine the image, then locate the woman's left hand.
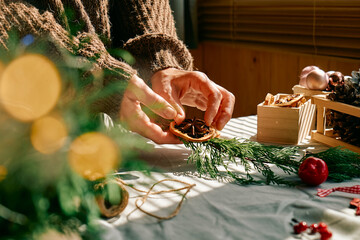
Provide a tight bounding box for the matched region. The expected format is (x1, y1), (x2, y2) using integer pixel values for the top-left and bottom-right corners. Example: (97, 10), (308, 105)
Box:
(151, 68), (235, 130)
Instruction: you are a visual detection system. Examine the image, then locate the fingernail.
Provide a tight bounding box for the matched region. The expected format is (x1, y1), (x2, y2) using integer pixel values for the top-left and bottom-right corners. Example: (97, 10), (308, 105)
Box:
(164, 106), (177, 119)
(175, 113), (185, 124)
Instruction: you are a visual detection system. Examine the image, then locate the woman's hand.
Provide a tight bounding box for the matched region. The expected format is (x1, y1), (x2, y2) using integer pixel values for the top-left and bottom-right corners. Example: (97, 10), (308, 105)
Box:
(120, 75), (181, 144)
(151, 68), (235, 130)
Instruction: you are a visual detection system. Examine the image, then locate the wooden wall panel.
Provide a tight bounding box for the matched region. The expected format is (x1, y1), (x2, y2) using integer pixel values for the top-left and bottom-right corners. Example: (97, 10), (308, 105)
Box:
(190, 41), (360, 118)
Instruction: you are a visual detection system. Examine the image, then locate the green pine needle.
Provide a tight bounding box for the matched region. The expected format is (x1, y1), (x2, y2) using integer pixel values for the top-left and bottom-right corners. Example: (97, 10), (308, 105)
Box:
(183, 138), (300, 186)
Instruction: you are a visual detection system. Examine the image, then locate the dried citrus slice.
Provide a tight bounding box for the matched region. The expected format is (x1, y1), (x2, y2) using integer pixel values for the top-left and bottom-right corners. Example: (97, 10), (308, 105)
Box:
(273, 94), (304, 107)
(169, 119), (219, 142)
(264, 93), (275, 105)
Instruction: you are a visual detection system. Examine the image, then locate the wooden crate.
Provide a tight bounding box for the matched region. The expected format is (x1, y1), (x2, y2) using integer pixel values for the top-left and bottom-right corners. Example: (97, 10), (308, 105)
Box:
(257, 94), (316, 144)
(311, 95), (360, 153)
(292, 85), (329, 98)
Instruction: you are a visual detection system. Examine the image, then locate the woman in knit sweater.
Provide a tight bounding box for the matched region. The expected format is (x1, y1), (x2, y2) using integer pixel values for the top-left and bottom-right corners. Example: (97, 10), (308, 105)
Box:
(0, 0), (235, 144)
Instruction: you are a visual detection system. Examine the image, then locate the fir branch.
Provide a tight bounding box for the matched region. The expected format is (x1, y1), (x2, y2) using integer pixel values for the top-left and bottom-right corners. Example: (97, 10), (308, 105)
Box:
(183, 138), (299, 186)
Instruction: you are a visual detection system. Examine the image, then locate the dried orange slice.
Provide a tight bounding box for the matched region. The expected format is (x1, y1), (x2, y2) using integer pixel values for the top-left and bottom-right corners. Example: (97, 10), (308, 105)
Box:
(264, 93), (275, 105)
(169, 118), (219, 142)
(273, 94), (304, 107)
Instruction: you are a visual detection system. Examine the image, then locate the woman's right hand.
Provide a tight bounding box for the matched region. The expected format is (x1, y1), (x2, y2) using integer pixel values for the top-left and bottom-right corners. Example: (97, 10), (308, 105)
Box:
(120, 75), (181, 144)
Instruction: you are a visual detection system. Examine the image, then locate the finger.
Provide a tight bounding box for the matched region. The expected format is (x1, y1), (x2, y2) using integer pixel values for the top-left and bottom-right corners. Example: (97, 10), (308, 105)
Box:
(153, 83), (186, 124)
(204, 88), (222, 126)
(127, 76), (176, 119)
(139, 119), (182, 144)
(167, 90), (186, 124)
(189, 72), (222, 126)
(120, 97), (181, 144)
(212, 85), (235, 130)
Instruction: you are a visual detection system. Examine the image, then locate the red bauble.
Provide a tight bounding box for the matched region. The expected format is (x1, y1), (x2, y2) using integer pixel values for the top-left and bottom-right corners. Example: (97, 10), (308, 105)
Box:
(298, 157), (329, 186)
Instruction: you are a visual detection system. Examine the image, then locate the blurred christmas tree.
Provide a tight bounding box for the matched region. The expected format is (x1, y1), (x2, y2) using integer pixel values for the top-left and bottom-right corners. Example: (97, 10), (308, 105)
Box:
(0, 33), (147, 239)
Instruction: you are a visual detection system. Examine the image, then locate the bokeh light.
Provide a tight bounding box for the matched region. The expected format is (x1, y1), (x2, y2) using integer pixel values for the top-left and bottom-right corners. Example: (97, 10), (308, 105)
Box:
(30, 115), (68, 154)
(37, 229), (81, 240)
(0, 165), (7, 181)
(0, 61), (5, 75)
(68, 132), (119, 181)
(0, 54), (61, 122)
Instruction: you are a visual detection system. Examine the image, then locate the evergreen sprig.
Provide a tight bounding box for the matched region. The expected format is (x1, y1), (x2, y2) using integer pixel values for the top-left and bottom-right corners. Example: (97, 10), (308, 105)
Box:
(0, 34), (147, 239)
(183, 138), (300, 186)
(301, 147), (360, 182)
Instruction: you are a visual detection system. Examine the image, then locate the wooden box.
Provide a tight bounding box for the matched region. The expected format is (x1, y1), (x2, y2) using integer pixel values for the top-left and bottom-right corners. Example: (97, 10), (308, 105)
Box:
(311, 95), (360, 153)
(292, 85), (329, 98)
(257, 94), (316, 144)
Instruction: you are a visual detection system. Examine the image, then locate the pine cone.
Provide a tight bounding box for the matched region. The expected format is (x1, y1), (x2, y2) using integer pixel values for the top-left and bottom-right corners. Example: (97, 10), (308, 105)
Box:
(327, 70), (360, 146)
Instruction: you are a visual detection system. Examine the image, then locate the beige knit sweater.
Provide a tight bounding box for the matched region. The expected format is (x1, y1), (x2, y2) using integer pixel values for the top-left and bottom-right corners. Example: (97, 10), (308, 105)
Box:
(0, 0), (193, 117)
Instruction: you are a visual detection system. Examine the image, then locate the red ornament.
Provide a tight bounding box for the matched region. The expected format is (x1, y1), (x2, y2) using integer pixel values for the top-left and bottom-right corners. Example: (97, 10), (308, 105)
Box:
(298, 157), (329, 186)
(350, 198), (360, 216)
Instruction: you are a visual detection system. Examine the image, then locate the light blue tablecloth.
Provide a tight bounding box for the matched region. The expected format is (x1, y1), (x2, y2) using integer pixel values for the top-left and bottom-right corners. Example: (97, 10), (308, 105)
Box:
(99, 116), (360, 240)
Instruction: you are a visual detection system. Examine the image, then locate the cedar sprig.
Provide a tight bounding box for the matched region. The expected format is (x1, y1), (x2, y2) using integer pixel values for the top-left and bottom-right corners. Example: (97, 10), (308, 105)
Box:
(301, 147), (360, 182)
(183, 138), (299, 185)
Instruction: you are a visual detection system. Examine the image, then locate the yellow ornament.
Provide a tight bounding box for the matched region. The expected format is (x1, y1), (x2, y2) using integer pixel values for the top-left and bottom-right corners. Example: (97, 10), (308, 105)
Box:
(0, 54), (61, 122)
(30, 115), (68, 154)
(68, 132), (119, 181)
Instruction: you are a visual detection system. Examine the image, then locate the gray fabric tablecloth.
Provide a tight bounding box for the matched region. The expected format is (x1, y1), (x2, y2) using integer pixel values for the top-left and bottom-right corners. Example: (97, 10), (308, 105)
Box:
(99, 116), (360, 240)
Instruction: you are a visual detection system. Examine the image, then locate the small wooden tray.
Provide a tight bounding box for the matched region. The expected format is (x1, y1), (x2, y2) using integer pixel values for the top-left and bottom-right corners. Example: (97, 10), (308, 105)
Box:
(311, 95), (360, 153)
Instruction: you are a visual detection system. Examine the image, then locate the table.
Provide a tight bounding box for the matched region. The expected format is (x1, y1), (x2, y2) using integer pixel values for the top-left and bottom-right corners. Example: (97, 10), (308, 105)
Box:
(98, 116), (360, 240)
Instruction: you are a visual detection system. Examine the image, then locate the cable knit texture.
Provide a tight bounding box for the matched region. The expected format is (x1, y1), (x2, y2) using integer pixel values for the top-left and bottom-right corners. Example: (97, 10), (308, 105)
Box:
(0, 0), (193, 117)
(110, 0), (193, 81)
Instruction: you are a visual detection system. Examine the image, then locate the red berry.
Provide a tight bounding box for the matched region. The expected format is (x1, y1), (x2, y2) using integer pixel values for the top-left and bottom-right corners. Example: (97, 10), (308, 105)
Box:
(310, 223), (319, 234)
(298, 157), (329, 185)
(320, 230), (332, 240)
(293, 221), (308, 234)
(317, 222), (328, 232)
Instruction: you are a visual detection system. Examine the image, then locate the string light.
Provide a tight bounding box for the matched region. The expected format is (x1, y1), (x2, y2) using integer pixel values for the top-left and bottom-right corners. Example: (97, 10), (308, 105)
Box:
(68, 132), (119, 181)
(30, 115), (68, 154)
(0, 54), (61, 122)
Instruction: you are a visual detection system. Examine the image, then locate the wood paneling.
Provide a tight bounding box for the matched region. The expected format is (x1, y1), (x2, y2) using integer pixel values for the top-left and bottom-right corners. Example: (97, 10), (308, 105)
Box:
(190, 41), (360, 118)
(198, 0), (360, 59)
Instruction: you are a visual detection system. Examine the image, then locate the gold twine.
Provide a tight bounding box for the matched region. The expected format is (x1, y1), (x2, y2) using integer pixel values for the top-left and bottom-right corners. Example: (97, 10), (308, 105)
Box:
(117, 178), (196, 221)
(94, 177), (196, 220)
(94, 179), (129, 218)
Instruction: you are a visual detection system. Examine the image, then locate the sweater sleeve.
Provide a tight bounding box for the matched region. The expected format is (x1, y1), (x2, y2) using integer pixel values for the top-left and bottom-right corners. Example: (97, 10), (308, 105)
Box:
(0, 0), (137, 118)
(110, 0), (194, 81)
